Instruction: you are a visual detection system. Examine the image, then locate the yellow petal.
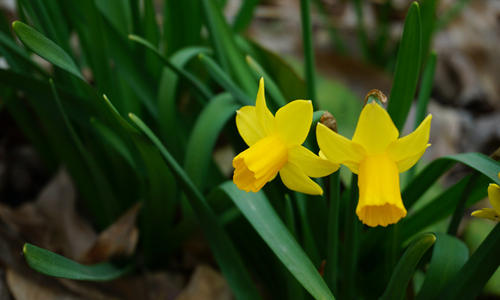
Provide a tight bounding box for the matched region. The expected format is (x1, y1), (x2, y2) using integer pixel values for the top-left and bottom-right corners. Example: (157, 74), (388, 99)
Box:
(275, 100), (313, 145)
(387, 115), (432, 173)
(236, 106), (266, 146)
(288, 145), (339, 177)
(488, 183), (500, 214)
(356, 154), (407, 227)
(232, 135), (288, 192)
(471, 208), (499, 221)
(255, 78), (275, 135)
(352, 102), (399, 154)
(316, 123), (365, 173)
(279, 162), (323, 195)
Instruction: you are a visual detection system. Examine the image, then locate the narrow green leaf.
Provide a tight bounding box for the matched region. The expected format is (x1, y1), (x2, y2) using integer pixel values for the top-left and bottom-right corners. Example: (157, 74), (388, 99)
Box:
(380, 233), (436, 300)
(300, 0), (317, 105)
(401, 175), (489, 241)
(184, 93), (239, 189)
(95, 0), (132, 37)
(23, 243), (131, 281)
(12, 21), (84, 80)
(127, 114), (261, 300)
(416, 233), (469, 300)
(245, 55), (287, 107)
(50, 80), (119, 224)
(419, 0), (437, 65)
(414, 52), (437, 129)
(249, 40), (307, 101)
(403, 153), (500, 210)
(198, 53), (252, 105)
(163, 0), (201, 55)
(439, 223), (500, 299)
(200, 0), (256, 94)
(232, 0), (259, 32)
(0, 30), (48, 75)
(129, 34), (212, 101)
(157, 46), (212, 159)
(387, 2), (422, 131)
(214, 182), (335, 300)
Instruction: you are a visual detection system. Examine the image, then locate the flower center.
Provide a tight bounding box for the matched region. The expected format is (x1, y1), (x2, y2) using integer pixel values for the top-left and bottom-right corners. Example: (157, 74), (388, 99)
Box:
(233, 135), (288, 192)
(356, 154), (407, 227)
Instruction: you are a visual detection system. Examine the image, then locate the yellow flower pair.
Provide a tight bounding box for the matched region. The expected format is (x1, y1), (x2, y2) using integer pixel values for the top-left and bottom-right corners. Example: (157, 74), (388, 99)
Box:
(232, 78), (432, 227)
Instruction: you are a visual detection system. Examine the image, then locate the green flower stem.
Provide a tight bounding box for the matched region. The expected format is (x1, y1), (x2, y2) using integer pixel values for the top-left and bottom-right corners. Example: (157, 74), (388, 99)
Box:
(300, 0), (317, 106)
(325, 171), (341, 294)
(343, 174), (360, 299)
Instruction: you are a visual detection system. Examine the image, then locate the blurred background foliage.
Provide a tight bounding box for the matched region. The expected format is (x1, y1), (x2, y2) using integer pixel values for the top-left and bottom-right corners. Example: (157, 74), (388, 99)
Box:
(0, 0), (499, 299)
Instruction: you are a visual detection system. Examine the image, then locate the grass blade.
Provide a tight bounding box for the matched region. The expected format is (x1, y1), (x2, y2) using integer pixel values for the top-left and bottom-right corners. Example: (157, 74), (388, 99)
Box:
(414, 52), (437, 129)
(245, 55), (287, 107)
(23, 243), (131, 281)
(403, 153), (500, 210)
(386, 2), (421, 131)
(129, 34), (212, 101)
(12, 21), (84, 80)
(128, 114), (261, 300)
(232, 0), (259, 33)
(380, 233), (436, 300)
(198, 53), (252, 105)
(184, 93), (239, 189)
(214, 182), (335, 300)
(200, 0), (256, 94)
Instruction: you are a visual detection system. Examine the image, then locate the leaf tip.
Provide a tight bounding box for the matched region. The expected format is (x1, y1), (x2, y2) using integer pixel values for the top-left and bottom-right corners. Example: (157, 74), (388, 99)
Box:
(11, 20), (21, 29)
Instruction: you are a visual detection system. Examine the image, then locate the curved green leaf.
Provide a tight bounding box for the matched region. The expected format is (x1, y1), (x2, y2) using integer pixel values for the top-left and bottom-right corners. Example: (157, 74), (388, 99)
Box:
(401, 175), (489, 241)
(12, 21), (83, 80)
(380, 233), (436, 300)
(200, 0), (256, 94)
(245, 55), (287, 107)
(23, 243), (131, 281)
(128, 34), (212, 100)
(416, 233), (469, 300)
(212, 181), (335, 300)
(199, 53), (252, 105)
(128, 114), (262, 300)
(157, 46), (212, 159)
(184, 93), (239, 189)
(386, 2), (421, 131)
(404, 153), (500, 210)
(439, 223), (500, 299)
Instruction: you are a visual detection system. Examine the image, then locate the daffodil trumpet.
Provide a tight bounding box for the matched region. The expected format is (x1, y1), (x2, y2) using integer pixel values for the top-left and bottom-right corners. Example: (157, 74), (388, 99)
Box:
(471, 173), (500, 221)
(232, 78), (338, 195)
(317, 101), (432, 227)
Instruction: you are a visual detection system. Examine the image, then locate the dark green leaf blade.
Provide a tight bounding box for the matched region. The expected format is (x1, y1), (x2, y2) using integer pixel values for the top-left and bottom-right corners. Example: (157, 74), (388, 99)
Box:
(127, 114), (262, 300)
(23, 243), (131, 281)
(416, 233), (469, 300)
(214, 182), (335, 300)
(184, 93), (239, 189)
(387, 2), (421, 131)
(12, 21), (84, 80)
(380, 233), (436, 300)
(439, 223), (500, 300)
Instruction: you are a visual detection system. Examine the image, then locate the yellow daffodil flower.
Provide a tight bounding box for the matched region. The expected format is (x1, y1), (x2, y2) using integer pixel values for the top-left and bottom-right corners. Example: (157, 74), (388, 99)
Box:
(316, 101), (432, 227)
(232, 78), (338, 195)
(471, 173), (500, 221)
